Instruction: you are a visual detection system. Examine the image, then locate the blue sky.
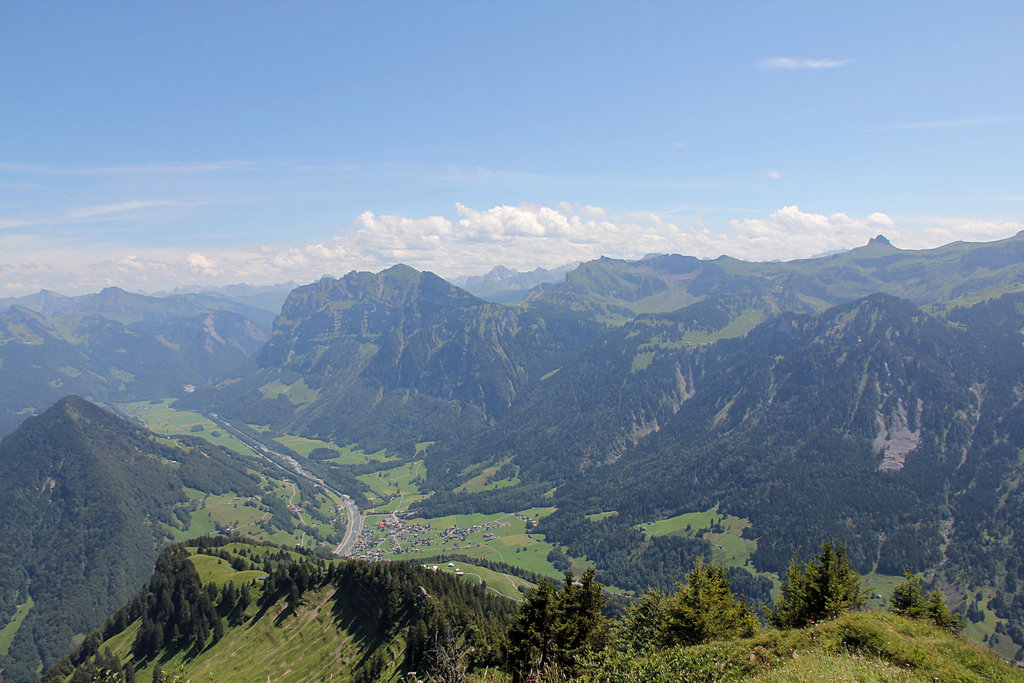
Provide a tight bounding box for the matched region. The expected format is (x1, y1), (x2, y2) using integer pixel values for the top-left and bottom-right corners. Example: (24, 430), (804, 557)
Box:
(2, 1), (1022, 294)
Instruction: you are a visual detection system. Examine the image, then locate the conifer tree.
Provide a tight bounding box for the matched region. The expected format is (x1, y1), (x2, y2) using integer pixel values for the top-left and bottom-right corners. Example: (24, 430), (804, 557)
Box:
(502, 569), (608, 682)
(889, 568), (965, 632)
(622, 588), (668, 652)
(662, 557), (759, 646)
(769, 540), (867, 629)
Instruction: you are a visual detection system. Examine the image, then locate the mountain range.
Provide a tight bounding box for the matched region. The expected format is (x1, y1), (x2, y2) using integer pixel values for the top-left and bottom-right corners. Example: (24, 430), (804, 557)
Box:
(8, 233), (1024, 677)
(0, 287), (273, 438)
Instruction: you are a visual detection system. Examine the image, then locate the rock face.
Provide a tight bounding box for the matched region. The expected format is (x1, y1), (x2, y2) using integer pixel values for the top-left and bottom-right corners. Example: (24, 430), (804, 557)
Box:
(874, 398), (923, 472)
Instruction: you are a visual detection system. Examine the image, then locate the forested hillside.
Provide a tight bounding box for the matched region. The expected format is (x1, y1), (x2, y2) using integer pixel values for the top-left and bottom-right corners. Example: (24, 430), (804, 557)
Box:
(416, 291), (1024, 658)
(45, 538), (516, 683)
(0, 397), (334, 681)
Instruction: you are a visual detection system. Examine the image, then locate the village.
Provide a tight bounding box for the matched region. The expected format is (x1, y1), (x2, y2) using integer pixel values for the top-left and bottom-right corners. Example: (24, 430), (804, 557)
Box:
(351, 512), (538, 562)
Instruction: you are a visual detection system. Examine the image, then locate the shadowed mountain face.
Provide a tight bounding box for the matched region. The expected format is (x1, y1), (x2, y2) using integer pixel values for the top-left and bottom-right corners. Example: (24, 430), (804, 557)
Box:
(415, 292), (1024, 646)
(187, 264), (605, 451)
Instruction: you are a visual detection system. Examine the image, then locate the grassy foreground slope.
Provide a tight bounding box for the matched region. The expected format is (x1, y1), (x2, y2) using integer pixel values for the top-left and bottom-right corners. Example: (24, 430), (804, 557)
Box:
(592, 611), (1024, 682)
(46, 538), (1023, 682)
(44, 538), (515, 683)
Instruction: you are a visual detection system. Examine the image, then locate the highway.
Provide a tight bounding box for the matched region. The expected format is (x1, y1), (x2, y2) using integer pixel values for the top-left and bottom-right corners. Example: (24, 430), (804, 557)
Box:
(203, 413), (364, 556)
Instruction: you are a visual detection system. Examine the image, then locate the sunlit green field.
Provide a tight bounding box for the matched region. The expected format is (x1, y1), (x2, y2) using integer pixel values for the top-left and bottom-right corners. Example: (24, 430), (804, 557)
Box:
(641, 505), (757, 568)
(357, 507), (567, 579)
(0, 596), (33, 656)
(358, 460), (428, 512)
(273, 434), (391, 465)
(116, 399), (252, 456)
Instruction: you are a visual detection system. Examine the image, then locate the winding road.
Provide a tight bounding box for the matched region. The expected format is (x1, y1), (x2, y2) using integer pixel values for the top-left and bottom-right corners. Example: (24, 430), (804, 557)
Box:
(203, 413), (364, 556)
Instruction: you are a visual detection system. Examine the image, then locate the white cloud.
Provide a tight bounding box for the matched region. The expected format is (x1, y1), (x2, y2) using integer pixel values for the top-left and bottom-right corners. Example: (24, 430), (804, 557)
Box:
(186, 252), (218, 276)
(888, 216), (1023, 249)
(874, 114), (1017, 132)
(66, 200), (176, 220)
(759, 170), (782, 179)
(0, 198), (195, 231)
(0, 202), (1021, 296)
(756, 57), (851, 70)
(728, 206), (898, 260)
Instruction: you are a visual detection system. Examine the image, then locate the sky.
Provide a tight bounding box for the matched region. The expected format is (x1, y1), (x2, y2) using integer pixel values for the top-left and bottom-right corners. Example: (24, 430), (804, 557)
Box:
(2, 1), (1023, 295)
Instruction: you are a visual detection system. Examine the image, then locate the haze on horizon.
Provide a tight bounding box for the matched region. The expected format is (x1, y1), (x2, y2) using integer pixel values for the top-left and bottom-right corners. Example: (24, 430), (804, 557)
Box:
(1, 2), (1022, 295)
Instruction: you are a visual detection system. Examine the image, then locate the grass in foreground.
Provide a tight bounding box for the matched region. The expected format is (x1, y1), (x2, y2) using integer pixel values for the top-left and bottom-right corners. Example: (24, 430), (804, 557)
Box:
(590, 611), (1023, 682)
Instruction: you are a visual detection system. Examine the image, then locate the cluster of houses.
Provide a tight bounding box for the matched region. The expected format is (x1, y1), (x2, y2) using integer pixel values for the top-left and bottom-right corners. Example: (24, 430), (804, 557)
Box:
(350, 514), (518, 560)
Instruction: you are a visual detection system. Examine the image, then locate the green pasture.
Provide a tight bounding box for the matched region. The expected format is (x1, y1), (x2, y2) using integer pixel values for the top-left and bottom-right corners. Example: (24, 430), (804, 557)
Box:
(116, 399), (252, 456)
(586, 511), (619, 522)
(362, 507), (565, 579)
(257, 378), (318, 405)
(274, 433), (391, 465)
(172, 492), (267, 540)
(358, 460), (427, 513)
(641, 505), (756, 568)
(428, 561), (534, 601)
(455, 458), (520, 494)
(0, 595), (33, 656)
(146, 585), (381, 683)
(166, 475), (342, 548)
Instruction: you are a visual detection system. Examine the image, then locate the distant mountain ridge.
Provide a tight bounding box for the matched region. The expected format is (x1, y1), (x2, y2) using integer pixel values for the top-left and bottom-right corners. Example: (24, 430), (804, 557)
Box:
(524, 231), (1024, 322)
(0, 285), (279, 332)
(0, 287), (271, 437)
(455, 262), (579, 302)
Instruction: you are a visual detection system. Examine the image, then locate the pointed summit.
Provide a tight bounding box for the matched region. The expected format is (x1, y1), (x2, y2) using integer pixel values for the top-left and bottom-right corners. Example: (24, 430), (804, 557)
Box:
(867, 234), (894, 248)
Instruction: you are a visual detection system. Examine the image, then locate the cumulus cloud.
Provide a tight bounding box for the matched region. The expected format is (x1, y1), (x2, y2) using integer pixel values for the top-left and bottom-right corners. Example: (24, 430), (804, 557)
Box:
(728, 206), (897, 260)
(756, 57), (851, 70)
(186, 252), (218, 276)
(0, 202), (1021, 296)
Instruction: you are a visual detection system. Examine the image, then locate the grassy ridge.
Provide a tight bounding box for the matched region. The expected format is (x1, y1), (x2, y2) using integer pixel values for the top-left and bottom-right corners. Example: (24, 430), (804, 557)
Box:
(592, 611), (1024, 682)
(47, 539), (517, 683)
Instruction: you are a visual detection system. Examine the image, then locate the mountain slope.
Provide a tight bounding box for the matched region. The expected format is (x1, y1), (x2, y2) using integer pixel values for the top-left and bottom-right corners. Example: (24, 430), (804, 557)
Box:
(411, 292), (1024, 658)
(187, 264), (603, 452)
(44, 539), (515, 683)
(44, 540), (1024, 682)
(0, 305), (267, 437)
(0, 397), (274, 681)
